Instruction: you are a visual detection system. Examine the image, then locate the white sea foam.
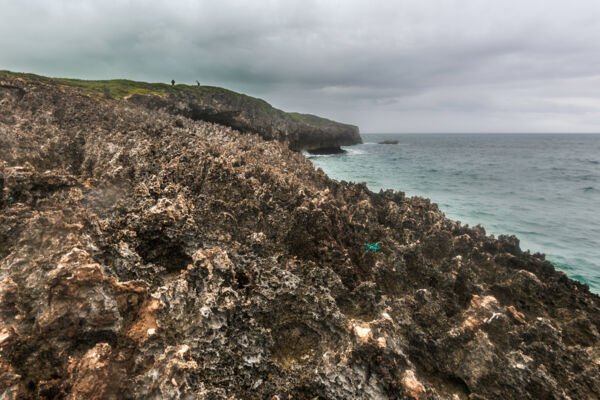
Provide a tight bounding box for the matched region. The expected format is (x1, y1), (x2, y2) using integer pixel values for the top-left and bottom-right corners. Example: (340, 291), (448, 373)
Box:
(344, 148), (367, 155)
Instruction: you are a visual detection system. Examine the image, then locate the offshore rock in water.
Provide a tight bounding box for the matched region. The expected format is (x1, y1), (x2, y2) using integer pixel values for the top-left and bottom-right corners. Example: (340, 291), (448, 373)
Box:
(378, 140), (399, 145)
(1, 72), (600, 399)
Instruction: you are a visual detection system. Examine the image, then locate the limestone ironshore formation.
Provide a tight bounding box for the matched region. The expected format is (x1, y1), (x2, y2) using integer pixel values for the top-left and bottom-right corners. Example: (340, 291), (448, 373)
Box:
(127, 91), (362, 154)
(1, 73), (600, 399)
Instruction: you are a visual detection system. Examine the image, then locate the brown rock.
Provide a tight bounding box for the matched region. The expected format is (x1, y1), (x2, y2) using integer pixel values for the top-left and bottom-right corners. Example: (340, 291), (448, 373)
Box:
(1, 71), (599, 399)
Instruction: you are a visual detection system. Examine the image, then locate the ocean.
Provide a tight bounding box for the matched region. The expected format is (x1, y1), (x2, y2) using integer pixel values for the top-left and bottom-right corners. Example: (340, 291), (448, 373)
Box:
(308, 134), (600, 294)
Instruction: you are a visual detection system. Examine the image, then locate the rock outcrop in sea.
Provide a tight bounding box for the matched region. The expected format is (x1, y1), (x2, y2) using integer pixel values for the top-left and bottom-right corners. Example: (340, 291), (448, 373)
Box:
(1, 72), (600, 399)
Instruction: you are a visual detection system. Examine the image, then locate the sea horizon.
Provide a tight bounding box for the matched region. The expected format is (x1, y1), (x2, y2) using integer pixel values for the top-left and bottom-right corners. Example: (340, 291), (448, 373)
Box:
(361, 132), (600, 135)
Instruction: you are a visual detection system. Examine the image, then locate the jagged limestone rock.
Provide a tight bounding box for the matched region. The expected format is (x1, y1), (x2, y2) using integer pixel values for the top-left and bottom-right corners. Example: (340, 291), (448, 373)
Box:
(1, 73), (599, 399)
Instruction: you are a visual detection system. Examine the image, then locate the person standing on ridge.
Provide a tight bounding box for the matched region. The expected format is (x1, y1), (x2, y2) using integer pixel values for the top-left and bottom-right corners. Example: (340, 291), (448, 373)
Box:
(171, 79), (175, 86)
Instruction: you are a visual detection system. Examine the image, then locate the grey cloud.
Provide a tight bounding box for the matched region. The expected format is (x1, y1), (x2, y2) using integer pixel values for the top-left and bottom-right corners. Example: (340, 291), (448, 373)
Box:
(2, 0), (600, 132)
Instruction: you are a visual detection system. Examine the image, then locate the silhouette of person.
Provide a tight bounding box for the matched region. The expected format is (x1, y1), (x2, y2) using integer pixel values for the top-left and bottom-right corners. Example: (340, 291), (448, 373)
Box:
(196, 80), (200, 86)
(171, 80), (175, 86)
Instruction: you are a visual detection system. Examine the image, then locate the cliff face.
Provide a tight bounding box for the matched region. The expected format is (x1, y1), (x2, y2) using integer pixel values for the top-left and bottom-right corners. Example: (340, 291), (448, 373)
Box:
(0, 71), (362, 153)
(127, 91), (362, 153)
(1, 74), (600, 399)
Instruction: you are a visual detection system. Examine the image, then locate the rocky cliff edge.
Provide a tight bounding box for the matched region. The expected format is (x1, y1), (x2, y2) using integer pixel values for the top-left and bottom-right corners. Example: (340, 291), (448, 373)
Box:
(1, 71), (362, 153)
(1, 73), (600, 399)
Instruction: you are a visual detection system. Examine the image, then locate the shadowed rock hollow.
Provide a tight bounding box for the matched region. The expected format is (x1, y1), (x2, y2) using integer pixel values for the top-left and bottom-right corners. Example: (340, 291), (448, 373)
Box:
(1, 73), (600, 399)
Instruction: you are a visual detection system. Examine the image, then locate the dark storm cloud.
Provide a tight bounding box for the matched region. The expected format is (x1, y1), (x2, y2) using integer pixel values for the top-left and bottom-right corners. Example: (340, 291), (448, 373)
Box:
(3, 0), (600, 132)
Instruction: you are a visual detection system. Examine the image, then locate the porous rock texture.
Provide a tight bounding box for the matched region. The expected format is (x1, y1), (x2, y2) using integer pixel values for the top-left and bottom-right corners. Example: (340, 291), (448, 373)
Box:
(126, 90), (362, 153)
(1, 74), (600, 399)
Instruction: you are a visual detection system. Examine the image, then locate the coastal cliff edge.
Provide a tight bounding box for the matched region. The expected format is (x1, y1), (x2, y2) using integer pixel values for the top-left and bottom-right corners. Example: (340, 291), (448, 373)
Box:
(1, 73), (599, 399)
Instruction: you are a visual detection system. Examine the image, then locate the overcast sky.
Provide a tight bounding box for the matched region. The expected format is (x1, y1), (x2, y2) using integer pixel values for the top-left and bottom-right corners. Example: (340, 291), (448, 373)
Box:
(3, 0), (600, 133)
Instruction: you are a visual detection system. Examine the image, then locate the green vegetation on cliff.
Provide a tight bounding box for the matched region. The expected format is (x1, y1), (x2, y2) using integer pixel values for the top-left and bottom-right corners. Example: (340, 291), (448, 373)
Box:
(1, 70), (329, 126)
(1, 70), (362, 152)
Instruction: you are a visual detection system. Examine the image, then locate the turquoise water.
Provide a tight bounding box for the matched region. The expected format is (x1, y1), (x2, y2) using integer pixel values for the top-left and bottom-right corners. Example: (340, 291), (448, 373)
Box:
(308, 134), (600, 293)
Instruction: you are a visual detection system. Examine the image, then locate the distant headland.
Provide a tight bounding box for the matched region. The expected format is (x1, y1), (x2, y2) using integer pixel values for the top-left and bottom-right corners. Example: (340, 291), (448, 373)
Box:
(0, 70), (362, 154)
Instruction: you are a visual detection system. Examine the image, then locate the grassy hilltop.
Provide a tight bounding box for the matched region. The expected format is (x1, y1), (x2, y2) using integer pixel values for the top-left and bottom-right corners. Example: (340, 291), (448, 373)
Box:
(1, 70), (361, 152)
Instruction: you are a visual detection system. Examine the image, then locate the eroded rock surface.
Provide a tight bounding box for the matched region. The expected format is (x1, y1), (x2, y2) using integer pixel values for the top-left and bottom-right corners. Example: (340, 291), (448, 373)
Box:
(126, 88), (362, 153)
(1, 74), (599, 399)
